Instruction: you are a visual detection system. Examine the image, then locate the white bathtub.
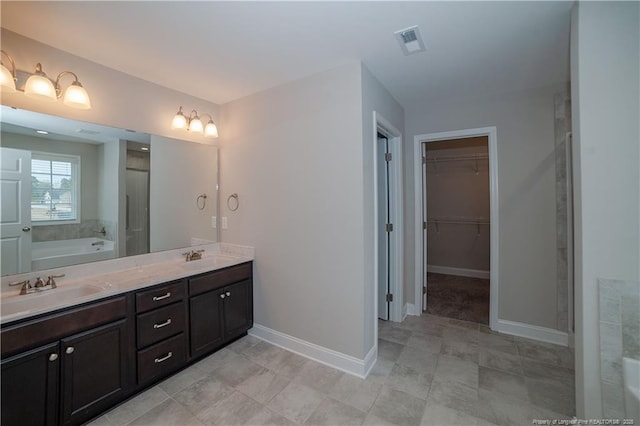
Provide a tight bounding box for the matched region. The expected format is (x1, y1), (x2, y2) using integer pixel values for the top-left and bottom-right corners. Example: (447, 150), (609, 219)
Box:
(32, 238), (116, 270)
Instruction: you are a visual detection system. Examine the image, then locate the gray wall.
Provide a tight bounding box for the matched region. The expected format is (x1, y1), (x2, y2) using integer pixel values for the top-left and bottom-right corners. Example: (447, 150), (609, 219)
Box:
(404, 83), (563, 329)
(425, 137), (490, 272)
(219, 62), (367, 358)
(361, 65), (405, 353)
(570, 2), (640, 418)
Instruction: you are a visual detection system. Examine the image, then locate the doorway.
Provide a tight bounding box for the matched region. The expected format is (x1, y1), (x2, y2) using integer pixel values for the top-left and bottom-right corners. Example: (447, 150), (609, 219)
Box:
(374, 112), (403, 324)
(413, 127), (499, 329)
(125, 142), (150, 256)
(423, 137), (490, 324)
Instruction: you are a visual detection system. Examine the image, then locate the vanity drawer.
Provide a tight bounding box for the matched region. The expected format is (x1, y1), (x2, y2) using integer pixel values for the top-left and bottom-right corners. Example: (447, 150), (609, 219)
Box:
(189, 262), (252, 296)
(1, 296), (127, 357)
(136, 281), (185, 313)
(137, 333), (186, 385)
(136, 302), (185, 349)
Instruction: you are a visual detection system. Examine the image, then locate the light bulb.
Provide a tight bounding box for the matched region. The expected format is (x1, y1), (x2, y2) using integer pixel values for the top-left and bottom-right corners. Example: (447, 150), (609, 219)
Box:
(171, 108), (187, 129)
(63, 82), (91, 109)
(0, 64), (16, 93)
(24, 64), (57, 101)
(189, 116), (203, 134)
(204, 120), (219, 138)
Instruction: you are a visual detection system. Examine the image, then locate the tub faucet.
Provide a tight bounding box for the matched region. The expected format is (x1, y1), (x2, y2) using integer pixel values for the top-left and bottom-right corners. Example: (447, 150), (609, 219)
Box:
(91, 240), (105, 246)
(95, 226), (106, 236)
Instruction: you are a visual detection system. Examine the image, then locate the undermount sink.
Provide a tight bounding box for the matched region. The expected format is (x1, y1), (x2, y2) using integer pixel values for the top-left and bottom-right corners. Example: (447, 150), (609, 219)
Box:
(1, 285), (105, 317)
(179, 255), (238, 271)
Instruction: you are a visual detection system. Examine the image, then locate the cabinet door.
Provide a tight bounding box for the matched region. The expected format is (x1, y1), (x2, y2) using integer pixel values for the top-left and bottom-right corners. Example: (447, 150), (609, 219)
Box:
(1, 342), (60, 426)
(223, 279), (253, 339)
(60, 320), (128, 425)
(190, 289), (224, 358)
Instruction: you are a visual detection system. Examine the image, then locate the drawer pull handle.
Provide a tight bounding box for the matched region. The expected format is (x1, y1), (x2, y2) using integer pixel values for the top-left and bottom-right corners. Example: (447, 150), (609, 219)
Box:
(49, 353), (58, 362)
(154, 352), (173, 363)
(152, 292), (171, 301)
(153, 319), (172, 329)
(226, 291), (231, 297)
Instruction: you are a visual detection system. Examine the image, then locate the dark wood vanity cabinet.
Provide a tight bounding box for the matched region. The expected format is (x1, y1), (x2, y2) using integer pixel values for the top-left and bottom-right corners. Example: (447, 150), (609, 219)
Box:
(1, 342), (60, 426)
(0, 296), (130, 426)
(0, 261), (253, 426)
(189, 263), (253, 358)
(134, 280), (188, 385)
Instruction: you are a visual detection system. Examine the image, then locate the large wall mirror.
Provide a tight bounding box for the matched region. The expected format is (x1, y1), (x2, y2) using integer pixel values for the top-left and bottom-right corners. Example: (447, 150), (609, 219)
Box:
(0, 105), (218, 276)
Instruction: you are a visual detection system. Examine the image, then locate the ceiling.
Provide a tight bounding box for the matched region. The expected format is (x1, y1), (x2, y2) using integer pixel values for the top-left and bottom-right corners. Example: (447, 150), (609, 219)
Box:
(0, 1), (572, 107)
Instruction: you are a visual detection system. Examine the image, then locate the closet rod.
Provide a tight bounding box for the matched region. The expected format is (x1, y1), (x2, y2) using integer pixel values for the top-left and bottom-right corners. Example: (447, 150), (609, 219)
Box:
(425, 154), (488, 163)
(426, 219), (490, 225)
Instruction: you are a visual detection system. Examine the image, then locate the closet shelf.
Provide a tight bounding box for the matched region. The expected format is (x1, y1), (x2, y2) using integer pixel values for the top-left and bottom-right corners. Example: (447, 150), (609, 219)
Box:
(424, 154), (489, 163)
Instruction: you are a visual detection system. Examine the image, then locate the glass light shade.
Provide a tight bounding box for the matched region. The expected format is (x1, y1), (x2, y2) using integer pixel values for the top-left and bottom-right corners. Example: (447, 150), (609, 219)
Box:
(0, 64), (16, 93)
(171, 111), (187, 129)
(63, 82), (91, 109)
(24, 74), (57, 101)
(189, 117), (203, 134)
(204, 120), (219, 138)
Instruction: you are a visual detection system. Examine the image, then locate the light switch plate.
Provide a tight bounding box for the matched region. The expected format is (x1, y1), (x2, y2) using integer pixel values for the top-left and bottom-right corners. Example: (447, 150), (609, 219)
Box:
(222, 217), (228, 229)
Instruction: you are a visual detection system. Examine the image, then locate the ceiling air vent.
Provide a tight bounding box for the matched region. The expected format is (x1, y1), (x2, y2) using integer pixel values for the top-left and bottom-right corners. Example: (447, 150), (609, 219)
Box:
(394, 25), (426, 56)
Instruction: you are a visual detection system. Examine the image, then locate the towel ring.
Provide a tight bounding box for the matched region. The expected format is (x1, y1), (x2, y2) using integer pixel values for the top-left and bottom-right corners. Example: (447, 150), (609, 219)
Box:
(227, 193), (239, 211)
(196, 194), (207, 210)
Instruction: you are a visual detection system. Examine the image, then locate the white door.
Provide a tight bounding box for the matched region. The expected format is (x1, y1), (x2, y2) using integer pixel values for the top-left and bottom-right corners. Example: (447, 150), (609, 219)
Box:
(377, 135), (390, 320)
(1, 147), (32, 275)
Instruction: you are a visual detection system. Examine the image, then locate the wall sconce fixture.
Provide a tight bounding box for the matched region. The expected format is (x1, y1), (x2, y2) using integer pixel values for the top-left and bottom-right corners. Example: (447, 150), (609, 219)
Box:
(0, 50), (92, 110)
(171, 106), (218, 138)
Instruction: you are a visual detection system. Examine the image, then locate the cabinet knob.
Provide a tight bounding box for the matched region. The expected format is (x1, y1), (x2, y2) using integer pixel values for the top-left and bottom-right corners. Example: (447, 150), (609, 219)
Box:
(226, 291), (231, 297)
(220, 294), (225, 299)
(49, 353), (58, 361)
(66, 347), (74, 354)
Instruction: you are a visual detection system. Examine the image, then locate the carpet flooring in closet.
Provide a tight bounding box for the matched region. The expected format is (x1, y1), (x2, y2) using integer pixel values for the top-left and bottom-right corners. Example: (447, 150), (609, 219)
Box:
(425, 272), (490, 325)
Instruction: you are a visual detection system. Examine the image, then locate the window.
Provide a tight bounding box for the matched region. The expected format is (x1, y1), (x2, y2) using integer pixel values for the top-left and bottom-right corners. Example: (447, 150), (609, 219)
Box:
(31, 153), (80, 223)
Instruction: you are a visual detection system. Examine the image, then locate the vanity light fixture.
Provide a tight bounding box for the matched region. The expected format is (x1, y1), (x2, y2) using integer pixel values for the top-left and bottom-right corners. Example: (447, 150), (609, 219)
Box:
(171, 106), (218, 139)
(0, 50), (17, 92)
(0, 49), (92, 109)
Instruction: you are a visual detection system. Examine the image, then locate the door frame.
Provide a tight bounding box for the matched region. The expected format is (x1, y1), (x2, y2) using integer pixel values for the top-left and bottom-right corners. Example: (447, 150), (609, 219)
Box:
(373, 111), (404, 324)
(413, 127), (499, 330)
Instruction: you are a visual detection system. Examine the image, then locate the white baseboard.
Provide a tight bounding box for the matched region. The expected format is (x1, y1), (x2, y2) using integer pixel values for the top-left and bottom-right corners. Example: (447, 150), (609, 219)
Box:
(249, 324), (375, 378)
(494, 319), (569, 346)
(427, 265), (490, 279)
(404, 303), (421, 316)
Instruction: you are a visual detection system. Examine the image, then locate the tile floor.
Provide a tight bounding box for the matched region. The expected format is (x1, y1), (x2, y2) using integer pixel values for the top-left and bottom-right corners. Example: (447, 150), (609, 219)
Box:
(89, 314), (575, 426)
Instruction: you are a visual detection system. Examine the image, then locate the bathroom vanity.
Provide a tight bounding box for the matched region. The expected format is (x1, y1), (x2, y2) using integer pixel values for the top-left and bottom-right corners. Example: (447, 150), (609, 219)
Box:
(0, 249), (253, 426)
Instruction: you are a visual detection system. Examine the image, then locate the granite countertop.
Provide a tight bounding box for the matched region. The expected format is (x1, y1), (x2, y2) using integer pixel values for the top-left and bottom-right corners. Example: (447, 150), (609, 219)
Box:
(0, 243), (254, 324)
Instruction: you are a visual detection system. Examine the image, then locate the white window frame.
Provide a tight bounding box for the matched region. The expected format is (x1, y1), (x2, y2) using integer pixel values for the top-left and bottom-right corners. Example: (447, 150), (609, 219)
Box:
(31, 152), (81, 226)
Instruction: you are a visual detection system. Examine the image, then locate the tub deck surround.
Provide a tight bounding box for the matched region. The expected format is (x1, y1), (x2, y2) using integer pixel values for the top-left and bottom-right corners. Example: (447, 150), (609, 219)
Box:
(0, 243), (254, 324)
(32, 237), (116, 270)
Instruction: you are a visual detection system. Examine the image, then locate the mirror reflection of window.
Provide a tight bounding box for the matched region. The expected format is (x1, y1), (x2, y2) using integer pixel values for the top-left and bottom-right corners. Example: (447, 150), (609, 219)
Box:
(31, 153), (80, 223)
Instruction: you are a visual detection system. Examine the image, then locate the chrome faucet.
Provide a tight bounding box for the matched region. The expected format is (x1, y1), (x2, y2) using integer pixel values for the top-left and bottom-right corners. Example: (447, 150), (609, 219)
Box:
(182, 249), (205, 262)
(8, 274), (64, 295)
(95, 226), (106, 236)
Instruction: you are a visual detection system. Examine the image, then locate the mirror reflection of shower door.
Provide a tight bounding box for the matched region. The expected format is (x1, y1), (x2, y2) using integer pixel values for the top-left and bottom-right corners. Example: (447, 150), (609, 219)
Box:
(126, 169), (149, 256)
